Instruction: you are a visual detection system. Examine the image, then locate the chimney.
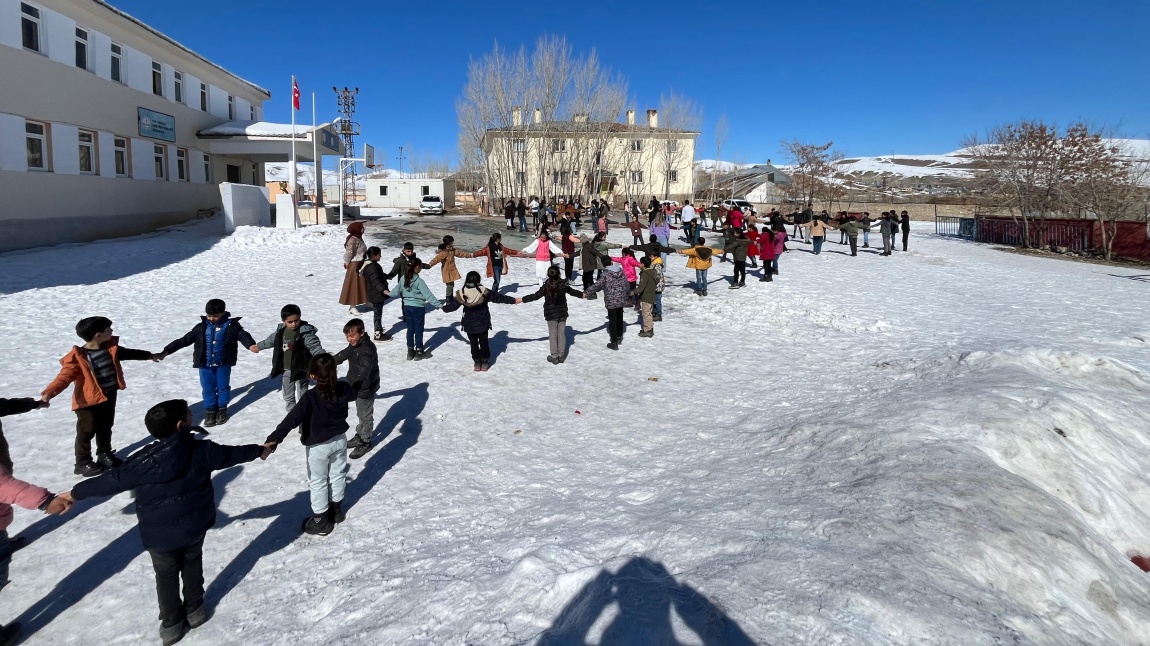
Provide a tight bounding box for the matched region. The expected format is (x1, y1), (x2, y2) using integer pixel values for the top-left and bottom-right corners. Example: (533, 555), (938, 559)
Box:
(511, 107), (522, 126)
(533, 108), (541, 124)
(647, 109), (658, 128)
(574, 113), (588, 123)
(626, 110), (635, 125)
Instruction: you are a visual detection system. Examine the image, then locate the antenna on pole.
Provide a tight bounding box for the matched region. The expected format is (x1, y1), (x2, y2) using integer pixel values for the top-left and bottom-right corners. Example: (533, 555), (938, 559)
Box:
(333, 86), (360, 204)
(396, 146), (406, 176)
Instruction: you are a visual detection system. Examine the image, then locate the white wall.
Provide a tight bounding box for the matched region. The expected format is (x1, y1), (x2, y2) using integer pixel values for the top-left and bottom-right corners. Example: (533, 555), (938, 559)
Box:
(97, 130), (115, 177)
(43, 7), (74, 66)
(220, 182), (269, 232)
(131, 138), (154, 180)
(51, 122), (79, 174)
(0, 112), (27, 171)
(0, 0), (20, 50)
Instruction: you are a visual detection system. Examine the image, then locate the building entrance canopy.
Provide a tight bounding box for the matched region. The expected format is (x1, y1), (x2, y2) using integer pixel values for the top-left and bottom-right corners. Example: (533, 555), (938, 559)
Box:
(196, 120), (342, 162)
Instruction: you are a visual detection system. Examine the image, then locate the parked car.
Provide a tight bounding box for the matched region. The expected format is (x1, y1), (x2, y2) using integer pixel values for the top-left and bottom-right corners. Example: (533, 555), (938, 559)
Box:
(721, 198), (755, 214)
(419, 195), (445, 215)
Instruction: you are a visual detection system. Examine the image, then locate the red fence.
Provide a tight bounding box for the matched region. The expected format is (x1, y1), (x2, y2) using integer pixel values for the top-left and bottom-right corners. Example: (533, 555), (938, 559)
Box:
(972, 217), (1150, 260)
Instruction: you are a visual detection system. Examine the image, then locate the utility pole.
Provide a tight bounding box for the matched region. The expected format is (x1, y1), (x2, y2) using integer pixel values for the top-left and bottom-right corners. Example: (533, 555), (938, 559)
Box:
(333, 86), (360, 204)
(396, 146), (406, 176)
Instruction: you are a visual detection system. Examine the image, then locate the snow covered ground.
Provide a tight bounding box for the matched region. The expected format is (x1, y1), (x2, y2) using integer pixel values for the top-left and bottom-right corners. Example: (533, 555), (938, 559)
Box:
(2, 217), (1150, 644)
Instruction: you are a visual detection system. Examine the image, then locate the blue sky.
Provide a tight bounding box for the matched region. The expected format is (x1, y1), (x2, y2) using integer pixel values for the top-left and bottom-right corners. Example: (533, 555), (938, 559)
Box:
(113, 0), (1150, 168)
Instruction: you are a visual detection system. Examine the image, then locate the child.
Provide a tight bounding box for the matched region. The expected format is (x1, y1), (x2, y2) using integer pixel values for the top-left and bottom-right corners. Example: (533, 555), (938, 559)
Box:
(442, 271), (519, 371)
(254, 304), (326, 411)
(677, 237), (724, 297)
(626, 217), (645, 246)
(65, 399), (271, 645)
(265, 354), (357, 536)
(758, 228), (778, 282)
(728, 229), (750, 289)
(428, 235), (475, 302)
(393, 259), (442, 360)
(583, 259), (632, 350)
(161, 299), (258, 428)
(521, 231), (567, 286)
(360, 247), (393, 341)
(472, 233), (520, 294)
(333, 319), (378, 459)
(632, 256), (659, 338)
(521, 266), (583, 364)
(42, 316), (160, 476)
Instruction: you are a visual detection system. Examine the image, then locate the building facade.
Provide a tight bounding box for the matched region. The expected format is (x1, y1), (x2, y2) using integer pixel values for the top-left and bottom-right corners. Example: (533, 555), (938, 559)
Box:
(481, 109), (698, 210)
(0, 0), (272, 251)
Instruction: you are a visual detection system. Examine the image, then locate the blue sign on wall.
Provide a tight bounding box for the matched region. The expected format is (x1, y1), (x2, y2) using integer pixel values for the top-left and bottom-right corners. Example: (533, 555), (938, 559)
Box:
(138, 107), (176, 142)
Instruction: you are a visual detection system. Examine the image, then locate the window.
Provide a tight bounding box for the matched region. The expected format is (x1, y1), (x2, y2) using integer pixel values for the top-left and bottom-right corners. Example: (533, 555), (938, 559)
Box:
(378, 186), (388, 197)
(152, 61), (163, 96)
(668, 170), (678, 183)
(199, 83), (208, 111)
(550, 138), (566, 153)
(630, 171), (643, 184)
(20, 3), (41, 53)
(668, 140), (679, 153)
(25, 121), (47, 170)
(173, 71), (183, 104)
(514, 171), (526, 186)
(512, 139), (526, 153)
(250, 105), (256, 120)
(113, 137), (129, 177)
(110, 43), (123, 82)
(228, 95), (235, 120)
(594, 149), (602, 166)
(251, 163), (258, 185)
(203, 153), (210, 183)
(75, 27), (89, 70)
(154, 144), (167, 179)
(176, 149), (187, 181)
(552, 171), (569, 185)
(78, 131), (96, 174)
(421, 185), (430, 196)
(630, 139), (643, 152)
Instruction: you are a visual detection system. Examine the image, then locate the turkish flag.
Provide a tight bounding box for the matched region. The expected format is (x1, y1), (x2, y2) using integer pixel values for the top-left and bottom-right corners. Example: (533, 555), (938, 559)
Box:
(292, 78), (300, 111)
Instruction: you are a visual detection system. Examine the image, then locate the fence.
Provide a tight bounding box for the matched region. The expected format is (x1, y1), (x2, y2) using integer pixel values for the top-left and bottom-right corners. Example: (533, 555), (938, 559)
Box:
(935, 216), (1095, 251)
(935, 216), (976, 240)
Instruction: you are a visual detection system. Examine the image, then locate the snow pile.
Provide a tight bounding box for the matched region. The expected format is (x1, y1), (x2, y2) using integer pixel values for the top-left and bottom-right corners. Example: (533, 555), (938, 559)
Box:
(694, 159), (762, 173)
(1, 220), (1150, 644)
(198, 121), (330, 137)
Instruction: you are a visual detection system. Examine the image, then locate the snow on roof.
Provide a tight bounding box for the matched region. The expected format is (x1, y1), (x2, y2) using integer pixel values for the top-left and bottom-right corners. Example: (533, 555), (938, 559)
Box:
(198, 121), (335, 138)
(89, 1), (270, 98)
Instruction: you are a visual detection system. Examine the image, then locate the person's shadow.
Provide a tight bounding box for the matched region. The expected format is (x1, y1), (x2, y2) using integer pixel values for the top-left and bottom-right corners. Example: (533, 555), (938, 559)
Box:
(187, 375), (281, 425)
(537, 557), (754, 645)
(204, 383), (429, 608)
(12, 466), (246, 640)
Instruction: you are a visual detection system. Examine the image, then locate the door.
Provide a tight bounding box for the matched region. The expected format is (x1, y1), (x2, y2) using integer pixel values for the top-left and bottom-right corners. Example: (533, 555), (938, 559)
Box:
(226, 164), (241, 183)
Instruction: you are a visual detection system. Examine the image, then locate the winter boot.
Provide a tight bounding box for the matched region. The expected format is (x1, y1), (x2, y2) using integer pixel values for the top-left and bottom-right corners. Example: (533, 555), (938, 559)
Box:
(186, 604), (208, 629)
(347, 435), (365, 449)
(0, 622), (21, 646)
(159, 620), (189, 646)
(406, 348), (416, 361)
(214, 407), (229, 426)
(349, 441), (371, 460)
(74, 461), (106, 478)
(303, 512), (334, 536)
(480, 362), (490, 372)
(414, 349), (432, 361)
(202, 409), (219, 427)
(95, 451), (122, 469)
(546, 355), (559, 365)
(607, 339), (618, 350)
(474, 361), (483, 371)
(652, 314), (662, 322)
(329, 499), (345, 524)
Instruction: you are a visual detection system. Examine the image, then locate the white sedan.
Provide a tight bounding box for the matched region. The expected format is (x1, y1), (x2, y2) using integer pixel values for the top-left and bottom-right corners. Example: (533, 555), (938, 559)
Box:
(419, 195), (445, 215)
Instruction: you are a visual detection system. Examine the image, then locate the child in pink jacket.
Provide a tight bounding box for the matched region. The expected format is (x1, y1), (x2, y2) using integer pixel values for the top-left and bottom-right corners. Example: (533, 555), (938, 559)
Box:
(608, 249), (642, 286)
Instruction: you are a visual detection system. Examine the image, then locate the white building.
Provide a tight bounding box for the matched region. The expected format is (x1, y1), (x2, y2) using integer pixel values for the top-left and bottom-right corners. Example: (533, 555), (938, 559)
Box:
(365, 178), (456, 209)
(0, 0), (338, 251)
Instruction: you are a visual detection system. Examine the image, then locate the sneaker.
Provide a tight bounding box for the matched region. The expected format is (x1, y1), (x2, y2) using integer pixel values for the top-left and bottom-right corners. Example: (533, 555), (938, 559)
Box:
(329, 499), (346, 524)
(159, 620), (190, 646)
(347, 307), (359, 315)
(638, 330), (654, 338)
(349, 442), (371, 459)
(546, 355), (558, 365)
(214, 407), (229, 426)
(728, 283), (739, 289)
(414, 350), (432, 361)
(95, 452), (122, 469)
(607, 340), (618, 350)
(302, 513), (334, 536)
(406, 348), (416, 361)
(186, 604), (208, 629)
(202, 410), (218, 427)
(739, 282), (746, 287)
(0, 622), (21, 646)
(702, 290), (708, 296)
(652, 314), (662, 322)
(473, 361), (483, 371)
(379, 333), (392, 342)
(480, 363), (490, 372)
(347, 435), (366, 449)
(74, 461), (106, 478)
(373, 331), (384, 341)
(556, 355), (565, 364)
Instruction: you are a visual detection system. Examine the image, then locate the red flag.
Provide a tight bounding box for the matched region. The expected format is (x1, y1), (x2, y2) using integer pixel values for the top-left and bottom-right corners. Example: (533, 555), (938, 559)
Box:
(292, 78), (300, 111)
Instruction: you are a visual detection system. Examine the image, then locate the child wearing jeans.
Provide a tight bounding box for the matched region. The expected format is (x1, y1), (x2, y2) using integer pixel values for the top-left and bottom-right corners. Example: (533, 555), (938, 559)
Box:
(265, 354), (357, 536)
(65, 399), (271, 646)
(42, 316), (160, 476)
(393, 259), (442, 361)
(161, 299), (258, 427)
(254, 304), (326, 411)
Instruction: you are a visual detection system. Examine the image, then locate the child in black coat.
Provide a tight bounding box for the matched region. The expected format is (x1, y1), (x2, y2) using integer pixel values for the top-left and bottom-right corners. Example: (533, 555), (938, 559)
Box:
(333, 319), (379, 459)
(520, 266), (583, 364)
(360, 246), (392, 341)
(65, 399), (271, 645)
(441, 271), (518, 372)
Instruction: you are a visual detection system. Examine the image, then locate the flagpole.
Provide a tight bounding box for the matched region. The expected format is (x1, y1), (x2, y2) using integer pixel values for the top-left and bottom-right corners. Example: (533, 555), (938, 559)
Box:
(290, 76), (297, 206)
(312, 92), (319, 207)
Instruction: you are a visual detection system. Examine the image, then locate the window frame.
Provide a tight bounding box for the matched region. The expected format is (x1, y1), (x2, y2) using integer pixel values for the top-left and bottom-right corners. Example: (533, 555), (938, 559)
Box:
(74, 26), (90, 71)
(630, 139), (643, 153)
(202, 153), (211, 183)
(250, 105), (256, 120)
(153, 144), (167, 180)
(630, 170), (643, 184)
(173, 71), (183, 104)
(228, 95), (235, 120)
(78, 130), (97, 174)
(113, 137), (130, 177)
(379, 186), (388, 197)
(668, 170), (678, 183)
(550, 138), (566, 153)
(512, 138), (526, 153)
(176, 148), (188, 181)
(151, 61), (164, 97)
(25, 120), (48, 171)
(110, 42), (123, 83)
(199, 83), (208, 112)
(20, 2), (42, 54)
(514, 171), (526, 187)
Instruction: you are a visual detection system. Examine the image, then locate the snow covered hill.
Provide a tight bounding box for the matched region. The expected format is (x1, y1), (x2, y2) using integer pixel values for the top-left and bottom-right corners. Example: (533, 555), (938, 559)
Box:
(1, 219), (1149, 644)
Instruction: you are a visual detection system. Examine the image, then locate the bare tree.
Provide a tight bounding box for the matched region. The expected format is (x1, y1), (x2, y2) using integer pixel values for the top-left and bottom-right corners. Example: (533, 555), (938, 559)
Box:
(712, 114), (728, 205)
(655, 92), (702, 202)
(781, 140), (841, 209)
(1061, 124), (1150, 260)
